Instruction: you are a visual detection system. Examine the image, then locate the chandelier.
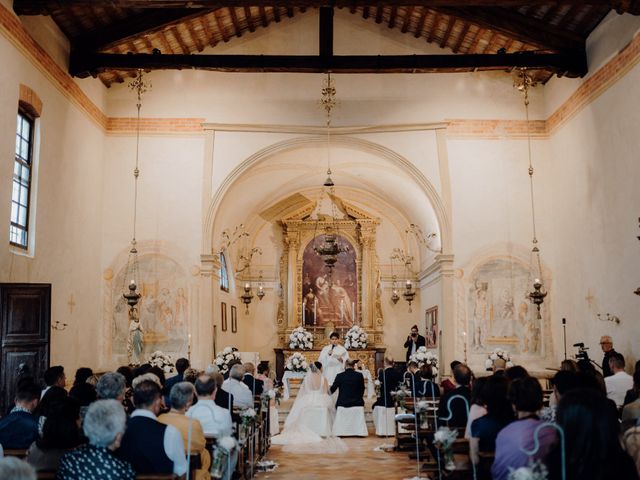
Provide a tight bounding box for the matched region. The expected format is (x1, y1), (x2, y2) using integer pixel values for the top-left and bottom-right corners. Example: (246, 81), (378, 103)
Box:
(122, 70), (150, 315)
(391, 247), (415, 312)
(238, 245), (263, 313)
(515, 69), (547, 317)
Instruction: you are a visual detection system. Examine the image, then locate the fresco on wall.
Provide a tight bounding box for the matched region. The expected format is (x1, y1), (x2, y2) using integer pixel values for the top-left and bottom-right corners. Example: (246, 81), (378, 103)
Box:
(302, 234), (357, 327)
(112, 255), (189, 360)
(468, 258), (542, 355)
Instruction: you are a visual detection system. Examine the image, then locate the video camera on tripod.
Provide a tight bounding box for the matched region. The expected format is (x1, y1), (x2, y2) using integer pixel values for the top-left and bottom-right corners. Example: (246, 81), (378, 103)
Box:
(573, 342), (590, 361)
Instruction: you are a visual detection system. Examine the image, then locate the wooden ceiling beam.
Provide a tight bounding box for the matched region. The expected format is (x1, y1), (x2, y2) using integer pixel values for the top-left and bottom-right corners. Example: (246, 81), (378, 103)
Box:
(452, 21), (469, 52)
(69, 49), (589, 77)
(401, 6), (414, 33)
(228, 6), (242, 36)
(388, 5), (398, 28)
(213, 8), (230, 41)
(440, 17), (455, 48)
(13, 0), (640, 15)
(243, 6), (255, 32)
(258, 5), (269, 26)
(413, 8), (429, 37)
(433, 6), (584, 50)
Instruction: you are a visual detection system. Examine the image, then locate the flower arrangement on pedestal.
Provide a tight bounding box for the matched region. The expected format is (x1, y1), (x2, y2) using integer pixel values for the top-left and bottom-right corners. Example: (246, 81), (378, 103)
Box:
(214, 346), (242, 375)
(288, 326), (314, 350)
(148, 351), (175, 374)
(409, 346), (439, 376)
(260, 388), (282, 409)
(211, 436), (237, 479)
(285, 352), (309, 372)
(344, 325), (368, 349)
(485, 348), (514, 370)
(434, 426), (459, 471)
(507, 461), (549, 480)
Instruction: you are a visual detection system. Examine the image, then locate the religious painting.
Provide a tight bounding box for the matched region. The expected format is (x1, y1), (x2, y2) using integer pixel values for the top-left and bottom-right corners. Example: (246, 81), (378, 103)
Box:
(231, 305), (238, 333)
(467, 258), (542, 356)
(302, 234), (357, 328)
(111, 254), (189, 361)
(425, 306), (438, 348)
(221, 302), (227, 332)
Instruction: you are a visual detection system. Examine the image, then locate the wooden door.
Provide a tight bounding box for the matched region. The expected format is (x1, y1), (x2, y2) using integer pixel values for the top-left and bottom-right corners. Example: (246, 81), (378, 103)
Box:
(0, 283), (50, 412)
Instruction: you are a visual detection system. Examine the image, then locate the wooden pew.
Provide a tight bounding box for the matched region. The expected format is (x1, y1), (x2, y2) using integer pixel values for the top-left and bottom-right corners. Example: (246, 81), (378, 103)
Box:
(3, 449), (28, 458)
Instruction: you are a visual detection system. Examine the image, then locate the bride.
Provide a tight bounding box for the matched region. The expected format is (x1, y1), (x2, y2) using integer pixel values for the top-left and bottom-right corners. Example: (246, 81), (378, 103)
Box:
(271, 362), (348, 454)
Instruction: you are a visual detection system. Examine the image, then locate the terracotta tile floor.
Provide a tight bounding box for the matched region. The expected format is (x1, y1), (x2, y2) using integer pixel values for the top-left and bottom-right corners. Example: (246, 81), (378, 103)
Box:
(258, 432), (429, 480)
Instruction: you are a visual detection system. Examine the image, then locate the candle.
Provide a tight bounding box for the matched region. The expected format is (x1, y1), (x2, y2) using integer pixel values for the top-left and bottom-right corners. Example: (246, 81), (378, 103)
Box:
(352, 302), (355, 324)
(130, 279), (135, 285)
(314, 298), (317, 325)
(303, 299), (306, 325)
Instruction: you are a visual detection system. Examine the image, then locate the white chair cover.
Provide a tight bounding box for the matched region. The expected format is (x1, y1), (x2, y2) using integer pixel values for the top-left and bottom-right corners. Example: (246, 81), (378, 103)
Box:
(300, 406), (333, 437)
(373, 406), (395, 436)
(332, 406), (368, 437)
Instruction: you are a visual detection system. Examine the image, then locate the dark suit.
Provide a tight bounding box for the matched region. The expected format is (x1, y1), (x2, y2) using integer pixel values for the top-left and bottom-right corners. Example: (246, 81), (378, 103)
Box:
(215, 388), (234, 410)
(437, 385), (471, 429)
(602, 349), (622, 378)
(373, 367), (402, 408)
(404, 334), (427, 362)
(242, 374), (264, 397)
(330, 369), (365, 408)
(163, 373), (184, 407)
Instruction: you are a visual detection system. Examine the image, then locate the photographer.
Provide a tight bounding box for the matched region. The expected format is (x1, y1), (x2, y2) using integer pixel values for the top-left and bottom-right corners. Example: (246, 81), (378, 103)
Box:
(600, 335), (623, 378)
(404, 325), (426, 362)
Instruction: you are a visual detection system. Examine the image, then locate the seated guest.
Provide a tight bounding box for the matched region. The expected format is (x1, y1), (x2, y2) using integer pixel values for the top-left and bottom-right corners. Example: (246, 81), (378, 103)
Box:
(622, 370), (640, 431)
(41, 366), (66, 398)
(606, 353), (634, 408)
(242, 362), (264, 397)
(159, 382), (211, 480)
(70, 368), (93, 389)
(116, 366), (135, 414)
(577, 359), (606, 393)
(165, 358), (190, 408)
(58, 400), (135, 480)
(541, 370), (580, 423)
(213, 372), (235, 410)
(26, 397), (83, 471)
(222, 364), (253, 409)
(187, 376), (233, 438)
(546, 388), (637, 480)
(256, 363), (274, 391)
(96, 372), (127, 402)
(440, 360), (462, 394)
(505, 365), (529, 382)
(492, 358), (507, 376)
(35, 386), (68, 436)
(184, 367), (201, 384)
(437, 364), (472, 428)
(404, 361), (420, 395)
(624, 360), (640, 406)
(0, 457), (36, 480)
(418, 364), (440, 398)
(470, 376), (513, 466)
(68, 382), (96, 419)
(116, 380), (187, 476)
(373, 356), (402, 409)
(131, 372), (162, 389)
(491, 377), (555, 480)
(0, 381), (41, 449)
(223, 359), (242, 380)
(465, 377), (488, 439)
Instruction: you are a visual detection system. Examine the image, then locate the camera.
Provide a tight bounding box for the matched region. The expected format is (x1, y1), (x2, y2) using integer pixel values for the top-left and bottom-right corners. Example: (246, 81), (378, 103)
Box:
(573, 342), (590, 361)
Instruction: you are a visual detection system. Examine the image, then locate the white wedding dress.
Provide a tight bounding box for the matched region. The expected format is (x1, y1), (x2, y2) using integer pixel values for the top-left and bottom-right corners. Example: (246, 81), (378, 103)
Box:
(271, 366), (348, 454)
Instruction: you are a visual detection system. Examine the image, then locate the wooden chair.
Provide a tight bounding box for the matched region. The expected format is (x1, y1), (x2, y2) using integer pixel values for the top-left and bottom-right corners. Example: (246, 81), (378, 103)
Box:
(3, 449), (28, 458)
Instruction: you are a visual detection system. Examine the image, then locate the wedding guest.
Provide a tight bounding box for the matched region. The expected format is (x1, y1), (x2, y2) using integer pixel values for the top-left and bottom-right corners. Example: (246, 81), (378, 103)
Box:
(184, 367), (201, 384)
(222, 365), (253, 409)
(437, 364), (472, 428)
(600, 335), (622, 378)
(405, 361), (421, 395)
(159, 382), (211, 480)
(116, 380), (187, 476)
(57, 400), (135, 480)
(373, 356), (401, 409)
(242, 362), (264, 397)
(0, 381), (41, 449)
(96, 372), (126, 402)
(418, 364), (440, 398)
(623, 360), (640, 406)
(256, 364), (274, 391)
(41, 366), (66, 399)
(576, 359), (606, 393)
(0, 457), (36, 480)
(491, 377), (555, 480)
(116, 367), (135, 414)
(606, 353), (633, 408)
(164, 358), (189, 408)
(35, 386), (67, 435)
(187, 376), (232, 438)
(560, 359), (578, 372)
(622, 370), (640, 431)
(70, 368), (93, 389)
(440, 360), (462, 394)
(505, 365), (529, 382)
(465, 376), (487, 439)
(68, 381), (96, 420)
(26, 397), (83, 472)
(541, 370), (580, 423)
(213, 372), (234, 410)
(492, 358), (507, 376)
(545, 389), (637, 480)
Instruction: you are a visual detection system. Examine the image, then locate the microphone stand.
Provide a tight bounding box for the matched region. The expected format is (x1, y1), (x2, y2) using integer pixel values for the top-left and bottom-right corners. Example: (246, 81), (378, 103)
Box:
(562, 318), (567, 360)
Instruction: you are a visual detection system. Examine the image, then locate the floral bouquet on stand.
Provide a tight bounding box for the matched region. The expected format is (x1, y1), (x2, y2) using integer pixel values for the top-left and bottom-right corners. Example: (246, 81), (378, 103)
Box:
(260, 387), (282, 409)
(409, 346), (439, 376)
(288, 326), (314, 349)
(434, 426), (459, 471)
(507, 461), (549, 480)
(214, 346), (242, 376)
(285, 352), (308, 373)
(344, 325), (368, 349)
(211, 435), (236, 479)
(148, 351), (175, 374)
(485, 348), (514, 370)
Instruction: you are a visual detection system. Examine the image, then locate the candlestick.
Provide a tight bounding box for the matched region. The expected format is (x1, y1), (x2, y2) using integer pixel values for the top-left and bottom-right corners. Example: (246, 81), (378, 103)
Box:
(352, 302), (355, 325)
(314, 298), (317, 325)
(302, 299), (306, 325)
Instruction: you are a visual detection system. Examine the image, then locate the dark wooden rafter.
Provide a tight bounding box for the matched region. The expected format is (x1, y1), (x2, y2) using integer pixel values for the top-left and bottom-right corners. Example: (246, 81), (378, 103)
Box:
(427, 12), (440, 43)
(273, 5), (281, 22)
(413, 8), (429, 37)
(558, 4), (583, 28)
(440, 16), (455, 48)
(258, 5), (268, 26)
(286, 6), (294, 17)
(482, 31), (498, 53)
(170, 25), (190, 53)
(388, 5), (397, 28)
(157, 30), (175, 54)
(198, 15), (217, 47)
(452, 20), (470, 52)
(375, 5), (384, 23)
(228, 6), (242, 36)
(401, 6), (414, 32)
(362, 6), (370, 18)
(244, 6), (255, 32)
(185, 20), (204, 50)
(467, 26), (485, 53)
(213, 8), (230, 41)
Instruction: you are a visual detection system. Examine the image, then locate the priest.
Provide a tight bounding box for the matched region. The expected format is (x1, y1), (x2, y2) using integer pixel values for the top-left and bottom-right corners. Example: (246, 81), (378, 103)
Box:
(318, 331), (349, 385)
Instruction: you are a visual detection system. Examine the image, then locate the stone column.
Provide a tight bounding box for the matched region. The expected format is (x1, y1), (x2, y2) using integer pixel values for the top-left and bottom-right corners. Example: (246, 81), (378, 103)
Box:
(285, 232), (300, 329)
(436, 254), (456, 370)
(199, 253), (220, 364)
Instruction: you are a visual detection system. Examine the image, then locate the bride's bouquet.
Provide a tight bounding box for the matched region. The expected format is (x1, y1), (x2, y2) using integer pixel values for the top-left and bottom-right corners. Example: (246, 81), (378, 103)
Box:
(409, 347), (438, 375)
(214, 346), (242, 375)
(484, 348), (514, 370)
(285, 352), (309, 373)
(288, 326), (314, 350)
(344, 325), (368, 349)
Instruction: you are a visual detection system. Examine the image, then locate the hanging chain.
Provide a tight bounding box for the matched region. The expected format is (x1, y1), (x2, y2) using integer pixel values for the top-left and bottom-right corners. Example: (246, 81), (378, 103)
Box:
(320, 72), (336, 175)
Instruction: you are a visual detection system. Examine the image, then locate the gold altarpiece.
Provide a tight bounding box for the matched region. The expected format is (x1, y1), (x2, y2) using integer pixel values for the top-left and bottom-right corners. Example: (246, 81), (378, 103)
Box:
(274, 199), (386, 378)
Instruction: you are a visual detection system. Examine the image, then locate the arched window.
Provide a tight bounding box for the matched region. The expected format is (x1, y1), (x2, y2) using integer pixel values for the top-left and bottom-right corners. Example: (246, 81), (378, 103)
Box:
(219, 252), (230, 292)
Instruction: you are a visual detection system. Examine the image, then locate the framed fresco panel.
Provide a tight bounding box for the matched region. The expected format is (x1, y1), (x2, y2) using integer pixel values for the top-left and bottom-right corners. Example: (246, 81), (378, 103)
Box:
(221, 302), (227, 332)
(231, 305), (238, 333)
(425, 306), (438, 348)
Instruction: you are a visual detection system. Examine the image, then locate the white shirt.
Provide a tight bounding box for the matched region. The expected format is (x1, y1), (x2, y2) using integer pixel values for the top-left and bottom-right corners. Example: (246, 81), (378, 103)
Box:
(605, 371), (634, 407)
(130, 409), (188, 476)
(318, 344), (349, 385)
(222, 378), (253, 409)
(187, 399), (233, 438)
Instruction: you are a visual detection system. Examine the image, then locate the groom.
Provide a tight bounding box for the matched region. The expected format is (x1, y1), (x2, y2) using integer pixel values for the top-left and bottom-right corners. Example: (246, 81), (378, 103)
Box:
(330, 359), (365, 408)
(318, 331), (348, 385)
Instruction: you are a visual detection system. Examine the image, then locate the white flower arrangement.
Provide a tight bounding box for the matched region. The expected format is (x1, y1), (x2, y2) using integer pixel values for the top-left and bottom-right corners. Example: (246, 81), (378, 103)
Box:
(409, 346), (439, 376)
(218, 436), (237, 452)
(148, 350), (175, 374)
(507, 461), (549, 480)
(344, 325), (368, 349)
(285, 352), (309, 373)
(214, 346), (242, 375)
(288, 326), (314, 350)
(433, 426), (458, 450)
(484, 348), (514, 370)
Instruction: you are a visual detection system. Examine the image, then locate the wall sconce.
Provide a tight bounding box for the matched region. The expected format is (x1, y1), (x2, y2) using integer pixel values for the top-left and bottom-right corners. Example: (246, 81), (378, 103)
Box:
(403, 279), (416, 312)
(256, 271), (265, 301)
(597, 313), (621, 324)
(241, 282), (254, 314)
(391, 275), (400, 304)
(52, 320), (68, 331)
